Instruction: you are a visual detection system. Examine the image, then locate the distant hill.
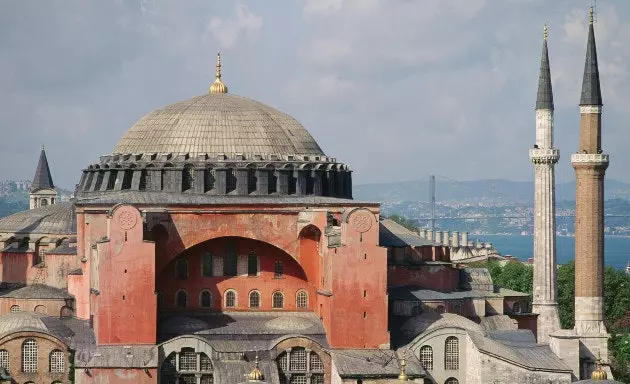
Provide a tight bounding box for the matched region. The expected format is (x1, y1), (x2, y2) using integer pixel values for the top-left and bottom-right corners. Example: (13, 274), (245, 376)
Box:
(353, 178), (630, 204)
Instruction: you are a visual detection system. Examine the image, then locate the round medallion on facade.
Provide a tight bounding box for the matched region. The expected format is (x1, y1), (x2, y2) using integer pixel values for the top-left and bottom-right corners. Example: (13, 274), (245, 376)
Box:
(351, 211), (373, 233)
(114, 207), (137, 230)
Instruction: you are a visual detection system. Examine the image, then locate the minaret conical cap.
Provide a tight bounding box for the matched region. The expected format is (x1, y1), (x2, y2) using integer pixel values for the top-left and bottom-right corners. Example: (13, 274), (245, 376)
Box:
(31, 146), (54, 190)
(580, 7), (602, 106)
(536, 24), (554, 110)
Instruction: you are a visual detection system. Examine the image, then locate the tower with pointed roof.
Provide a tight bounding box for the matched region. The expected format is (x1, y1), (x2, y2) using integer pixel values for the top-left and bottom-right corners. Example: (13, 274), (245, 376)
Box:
(530, 24), (561, 343)
(571, 7), (610, 376)
(29, 145), (57, 209)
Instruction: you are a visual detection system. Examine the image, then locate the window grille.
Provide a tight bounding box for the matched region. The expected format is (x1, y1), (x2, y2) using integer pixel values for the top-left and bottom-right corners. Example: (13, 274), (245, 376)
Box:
(179, 349), (197, 371)
(249, 291), (260, 308)
(225, 290), (236, 308)
(311, 374), (324, 384)
(512, 301), (521, 313)
(289, 348), (307, 371)
(419, 346), (433, 370)
(248, 252), (258, 276)
(296, 291), (308, 309)
(445, 337), (459, 370)
(445, 378), (459, 384)
(200, 291), (212, 308)
(201, 375), (214, 384)
(175, 259), (188, 280)
(22, 339), (37, 373)
(272, 292), (284, 309)
(180, 375), (196, 384)
(274, 261), (284, 278)
(162, 353), (176, 374)
(200, 353), (213, 371)
(176, 291), (188, 308)
(10, 305), (20, 313)
(0, 349), (8, 370)
(50, 350), (65, 373)
(277, 352), (288, 371)
(289, 374), (307, 384)
(202, 253), (213, 277)
(310, 352), (323, 370)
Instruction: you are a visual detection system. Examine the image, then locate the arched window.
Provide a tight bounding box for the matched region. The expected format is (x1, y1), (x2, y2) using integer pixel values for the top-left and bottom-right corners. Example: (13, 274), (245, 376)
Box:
(176, 290), (188, 308)
(162, 350), (214, 384)
(249, 291), (260, 309)
(0, 349), (9, 370)
(296, 290), (308, 309)
(200, 290), (212, 308)
(274, 261), (284, 278)
(200, 353), (213, 371)
(272, 291), (284, 309)
(512, 301), (521, 314)
(10, 305), (21, 312)
(277, 348), (324, 384)
(445, 337), (459, 370)
(175, 259), (188, 280)
(445, 378), (459, 384)
(268, 168), (278, 194)
(179, 348), (196, 371)
(225, 290), (237, 308)
(182, 164), (195, 191)
(22, 339), (37, 373)
(419, 346), (433, 370)
(50, 350), (65, 373)
(34, 305), (47, 314)
(202, 252), (213, 277)
(226, 169), (237, 193)
(40, 199), (48, 207)
(247, 167), (257, 194)
(436, 305), (446, 314)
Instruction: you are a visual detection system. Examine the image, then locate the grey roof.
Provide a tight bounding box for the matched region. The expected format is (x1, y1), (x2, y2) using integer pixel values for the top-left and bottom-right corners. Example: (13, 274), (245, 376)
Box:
(330, 349), (425, 379)
(399, 313), (487, 340)
(460, 268), (494, 292)
(0, 201), (76, 235)
(379, 218), (439, 247)
(76, 344), (156, 368)
(536, 37), (554, 110)
(580, 21), (602, 106)
(48, 241), (77, 255)
(31, 148), (54, 190)
(0, 284), (73, 299)
(479, 315), (519, 332)
(112, 92), (324, 157)
(574, 380), (625, 384)
(218, 360), (280, 384)
(76, 191), (366, 207)
(388, 285), (528, 303)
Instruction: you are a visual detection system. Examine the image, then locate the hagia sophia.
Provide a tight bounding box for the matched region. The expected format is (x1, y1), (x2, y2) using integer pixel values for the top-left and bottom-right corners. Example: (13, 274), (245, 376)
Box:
(0, 7), (623, 384)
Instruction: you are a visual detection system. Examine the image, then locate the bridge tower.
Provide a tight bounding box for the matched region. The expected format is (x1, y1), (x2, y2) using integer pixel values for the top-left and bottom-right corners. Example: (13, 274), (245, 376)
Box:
(529, 24), (561, 343)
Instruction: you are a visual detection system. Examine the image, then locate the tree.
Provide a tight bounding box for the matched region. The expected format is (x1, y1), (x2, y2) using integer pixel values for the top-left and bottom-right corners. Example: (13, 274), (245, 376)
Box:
(388, 215), (419, 232)
(557, 262), (575, 329)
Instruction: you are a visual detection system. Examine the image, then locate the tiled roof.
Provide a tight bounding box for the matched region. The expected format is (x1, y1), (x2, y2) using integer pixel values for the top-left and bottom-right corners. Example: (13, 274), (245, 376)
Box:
(399, 313), (486, 339)
(580, 21), (602, 106)
(379, 218), (440, 247)
(0, 201), (76, 235)
(479, 315), (519, 332)
(112, 93), (324, 157)
(388, 285), (529, 303)
(330, 349), (425, 379)
(31, 148), (54, 190)
(76, 191), (367, 206)
(217, 360), (279, 384)
(536, 36), (554, 110)
(0, 284), (73, 299)
(76, 344), (156, 368)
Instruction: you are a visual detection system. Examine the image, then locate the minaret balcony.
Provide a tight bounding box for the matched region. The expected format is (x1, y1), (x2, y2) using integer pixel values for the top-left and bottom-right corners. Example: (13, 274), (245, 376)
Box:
(529, 148), (560, 164)
(570, 153), (609, 165)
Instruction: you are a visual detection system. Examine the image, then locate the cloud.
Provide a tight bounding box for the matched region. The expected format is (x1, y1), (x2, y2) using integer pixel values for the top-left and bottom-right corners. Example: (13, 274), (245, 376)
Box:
(206, 4), (263, 49)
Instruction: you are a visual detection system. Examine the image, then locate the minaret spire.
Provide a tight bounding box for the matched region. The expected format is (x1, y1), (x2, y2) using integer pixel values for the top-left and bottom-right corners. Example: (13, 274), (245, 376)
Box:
(210, 52), (228, 94)
(580, 7), (602, 106)
(536, 24), (554, 110)
(29, 146), (57, 209)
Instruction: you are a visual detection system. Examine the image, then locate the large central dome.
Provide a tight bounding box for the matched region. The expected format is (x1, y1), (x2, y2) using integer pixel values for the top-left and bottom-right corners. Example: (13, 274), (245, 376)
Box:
(113, 92), (324, 157)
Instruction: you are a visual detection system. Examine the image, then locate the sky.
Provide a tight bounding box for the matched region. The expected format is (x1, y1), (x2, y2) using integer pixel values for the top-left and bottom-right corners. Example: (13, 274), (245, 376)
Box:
(1, 0), (629, 189)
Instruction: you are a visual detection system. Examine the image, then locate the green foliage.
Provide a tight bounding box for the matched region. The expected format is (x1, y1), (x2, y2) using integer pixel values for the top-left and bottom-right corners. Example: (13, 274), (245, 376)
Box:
(494, 261), (533, 294)
(557, 262), (575, 329)
(388, 215), (419, 232)
(609, 331), (630, 383)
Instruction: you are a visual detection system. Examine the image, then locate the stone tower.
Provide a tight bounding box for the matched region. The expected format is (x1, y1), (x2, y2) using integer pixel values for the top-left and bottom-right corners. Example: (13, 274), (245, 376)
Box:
(530, 25), (560, 343)
(29, 145), (57, 209)
(571, 8), (610, 372)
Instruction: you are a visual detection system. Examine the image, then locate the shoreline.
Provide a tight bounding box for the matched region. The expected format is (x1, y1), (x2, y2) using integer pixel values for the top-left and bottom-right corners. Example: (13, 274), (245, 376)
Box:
(473, 233), (630, 238)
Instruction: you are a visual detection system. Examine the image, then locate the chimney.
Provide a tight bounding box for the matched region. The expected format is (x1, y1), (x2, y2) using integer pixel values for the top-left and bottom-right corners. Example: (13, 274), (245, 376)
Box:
(452, 231), (459, 248)
(461, 232), (469, 247)
(417, 229), (426, 239)
(442, 231), (450, 246)
(427, 230), (434, 241)
(435, 231), (442, 244)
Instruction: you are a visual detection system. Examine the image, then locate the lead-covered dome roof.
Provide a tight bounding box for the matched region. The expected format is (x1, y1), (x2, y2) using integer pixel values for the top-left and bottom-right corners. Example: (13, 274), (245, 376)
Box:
(113, 93), (324, 158)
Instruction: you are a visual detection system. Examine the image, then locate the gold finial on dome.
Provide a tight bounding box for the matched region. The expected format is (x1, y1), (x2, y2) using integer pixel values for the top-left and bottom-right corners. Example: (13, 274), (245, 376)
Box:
(591, 353), (608, 380)
(398, 350), (409, 381)
(210, 52), (228, 94)
(543, 23), (548, 40)
(247, 351), (264, 382)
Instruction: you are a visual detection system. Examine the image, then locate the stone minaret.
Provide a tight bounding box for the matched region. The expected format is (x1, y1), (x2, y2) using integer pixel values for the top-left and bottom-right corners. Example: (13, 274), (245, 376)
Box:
(571, 8), (610, 371)
(29, 145), (57, 209)
(530, 25), (560, 343)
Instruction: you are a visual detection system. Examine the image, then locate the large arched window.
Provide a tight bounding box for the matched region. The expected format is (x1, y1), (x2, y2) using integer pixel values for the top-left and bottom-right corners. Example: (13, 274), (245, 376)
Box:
(419, 346), (433, 370)
(162, 349), (214, 384)
(200, 290), (212, 308)
(444, 337), (459, 370)
(225, 290), (237, 308)
(22, 339), (37, 373)
(179, 348), (197, 371)
(445, 378), (459, 384)
(0, 349), (9, 370)
(274, 261), (284, 278)
(277, 347), (324, 384)
(249, 291), (260, 309)
(176, 290), (188, 308)
(175, 259), (188, 280)
(272, 291), (284, 309)
(50, 350), (65, 373)
(296, 290), (308, 309)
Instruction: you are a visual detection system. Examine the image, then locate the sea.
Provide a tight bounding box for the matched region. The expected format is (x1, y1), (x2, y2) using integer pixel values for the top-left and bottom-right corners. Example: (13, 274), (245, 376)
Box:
(476, 234), (630, 270)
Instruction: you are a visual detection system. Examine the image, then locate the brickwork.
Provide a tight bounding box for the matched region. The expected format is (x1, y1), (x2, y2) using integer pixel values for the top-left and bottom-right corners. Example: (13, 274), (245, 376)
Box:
(0, 331), (71, 384)
(0, 297), (69, 316)
(579, 111), (602, 153)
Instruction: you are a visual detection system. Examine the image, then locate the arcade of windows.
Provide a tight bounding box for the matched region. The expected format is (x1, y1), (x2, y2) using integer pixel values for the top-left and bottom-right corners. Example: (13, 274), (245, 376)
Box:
(417, 337), (460, 374)
(161, 348), (213, 384)
(175, 250), (271, 280)
(0, 339), (66, 375)
(173, 289), (309, 310)
(277, 347), (325, 384)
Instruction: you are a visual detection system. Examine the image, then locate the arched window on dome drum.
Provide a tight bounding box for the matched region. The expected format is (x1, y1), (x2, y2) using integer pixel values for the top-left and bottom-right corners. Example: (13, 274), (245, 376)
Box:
(419, 345), (433, 370)
(306, 172), (315, 195)
(247, 167), (257, 194)
(288, 171), (296, 195)
(22, 339), (37, 373)
(226, 169), (237, 194)
(249, 291), (260, 309)
(436, 305), (446, 314)
(444, 337), (459, 370)
(0, 349), (9, 370)
(200, 290), (212, 308)
(272, 291), (284, 309)
(139, 169), (148, 190)
(94, 170), (105, 190)
(182, 164), (195, 192)
(175, 260), (188, 280)
(176, 290), (188, 308)
(205, 168), (215, 192)
(83, 172), (94, 191)
(268, 168), (277, 194)
(296, 290), (308, 309)
(50, 350), (65, 373)
(107, 170), (117, 190)
(122, 169), (133, 190)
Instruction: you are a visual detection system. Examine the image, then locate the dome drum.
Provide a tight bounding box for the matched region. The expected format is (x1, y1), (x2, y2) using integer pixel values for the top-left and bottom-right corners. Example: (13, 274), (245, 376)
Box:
(76, 155), (352, 199)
